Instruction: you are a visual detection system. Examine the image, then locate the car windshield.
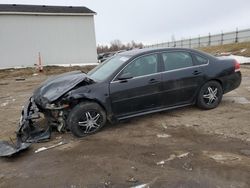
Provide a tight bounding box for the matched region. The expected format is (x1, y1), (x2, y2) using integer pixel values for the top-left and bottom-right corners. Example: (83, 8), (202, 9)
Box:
(88, 55), (130, 81)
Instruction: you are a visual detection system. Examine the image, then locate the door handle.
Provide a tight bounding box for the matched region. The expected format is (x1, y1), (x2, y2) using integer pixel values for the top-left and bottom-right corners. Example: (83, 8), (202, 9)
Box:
(193, 70), (201, 75)
(119, 79), (128, 83)
(148, 78), (159, 84)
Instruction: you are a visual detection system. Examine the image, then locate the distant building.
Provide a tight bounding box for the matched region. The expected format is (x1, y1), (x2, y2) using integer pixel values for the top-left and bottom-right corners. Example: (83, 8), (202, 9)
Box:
(0, 4), (97, 69)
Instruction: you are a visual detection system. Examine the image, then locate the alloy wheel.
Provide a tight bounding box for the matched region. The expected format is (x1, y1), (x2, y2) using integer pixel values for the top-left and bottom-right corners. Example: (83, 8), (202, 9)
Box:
(78, 111), (102, 133)
(203, 86), (218, 105)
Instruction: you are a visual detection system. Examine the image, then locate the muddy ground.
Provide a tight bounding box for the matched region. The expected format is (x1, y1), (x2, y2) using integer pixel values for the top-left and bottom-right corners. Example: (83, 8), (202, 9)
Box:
(0, 66), (250, 188)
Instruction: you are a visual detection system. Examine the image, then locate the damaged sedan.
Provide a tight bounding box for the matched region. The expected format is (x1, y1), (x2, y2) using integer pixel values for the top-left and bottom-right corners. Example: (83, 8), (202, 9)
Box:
(0, 48), (241, 156)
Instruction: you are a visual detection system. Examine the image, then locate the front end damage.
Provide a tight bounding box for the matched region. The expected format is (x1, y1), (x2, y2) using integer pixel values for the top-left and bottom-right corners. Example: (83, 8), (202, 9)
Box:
(0, 71), (94, 157)
(0, 98), (45, 156)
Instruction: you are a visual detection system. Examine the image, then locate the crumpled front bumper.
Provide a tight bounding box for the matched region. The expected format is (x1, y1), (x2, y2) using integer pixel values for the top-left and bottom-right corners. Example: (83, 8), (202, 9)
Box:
(0, 97), (51, 157)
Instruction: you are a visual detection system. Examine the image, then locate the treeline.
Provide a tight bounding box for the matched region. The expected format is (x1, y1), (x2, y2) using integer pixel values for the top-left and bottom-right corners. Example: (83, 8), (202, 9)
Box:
(97, 40), (144, 54)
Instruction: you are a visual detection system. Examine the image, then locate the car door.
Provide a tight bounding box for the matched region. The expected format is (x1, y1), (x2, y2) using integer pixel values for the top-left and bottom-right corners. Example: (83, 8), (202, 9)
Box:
(160, 51), (205, 107)
(109, 53), (162, 116)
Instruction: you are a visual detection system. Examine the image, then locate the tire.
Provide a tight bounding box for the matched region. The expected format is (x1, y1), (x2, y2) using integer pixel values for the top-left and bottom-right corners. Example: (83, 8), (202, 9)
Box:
(67, 102), (106, 137)
(197, 81), (223, 110)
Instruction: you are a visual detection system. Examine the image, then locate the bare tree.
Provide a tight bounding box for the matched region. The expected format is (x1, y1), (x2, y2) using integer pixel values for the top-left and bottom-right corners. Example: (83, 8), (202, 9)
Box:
(110, 39), (123, 51)
(97, 40), (144, 53)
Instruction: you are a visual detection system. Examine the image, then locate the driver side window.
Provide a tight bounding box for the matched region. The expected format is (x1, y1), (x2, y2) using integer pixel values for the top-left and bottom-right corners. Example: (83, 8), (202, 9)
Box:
(121, 54), (158, 78)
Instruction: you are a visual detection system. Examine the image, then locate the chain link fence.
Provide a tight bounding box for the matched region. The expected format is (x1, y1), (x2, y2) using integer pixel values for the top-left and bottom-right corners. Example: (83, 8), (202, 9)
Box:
(146, 28), (250, 49)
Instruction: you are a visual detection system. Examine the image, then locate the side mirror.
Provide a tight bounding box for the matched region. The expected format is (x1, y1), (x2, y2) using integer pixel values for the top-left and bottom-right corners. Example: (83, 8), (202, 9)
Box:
(118, 72), (133, 80)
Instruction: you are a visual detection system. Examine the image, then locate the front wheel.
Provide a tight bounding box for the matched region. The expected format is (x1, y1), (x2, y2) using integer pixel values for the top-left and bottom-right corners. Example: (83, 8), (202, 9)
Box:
(197, 81), (223, 110)
(67, 102), (106, 137)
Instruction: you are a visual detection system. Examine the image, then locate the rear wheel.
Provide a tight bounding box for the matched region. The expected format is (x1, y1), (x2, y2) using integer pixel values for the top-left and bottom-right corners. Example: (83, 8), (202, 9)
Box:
(197, 81), (223, 110)
(67, 102), (106, 137)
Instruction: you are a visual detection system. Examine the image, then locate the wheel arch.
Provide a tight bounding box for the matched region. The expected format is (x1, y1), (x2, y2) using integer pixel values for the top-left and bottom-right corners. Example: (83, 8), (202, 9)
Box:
(207, 79), (223, 91)
(77, 98), (106, 113)
(195, 79), (223, 103)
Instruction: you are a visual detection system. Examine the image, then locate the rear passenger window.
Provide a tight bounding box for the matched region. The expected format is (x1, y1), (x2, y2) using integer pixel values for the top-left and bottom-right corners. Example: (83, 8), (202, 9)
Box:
(162, 52), (193, 71)
(194, 54), (209, 65)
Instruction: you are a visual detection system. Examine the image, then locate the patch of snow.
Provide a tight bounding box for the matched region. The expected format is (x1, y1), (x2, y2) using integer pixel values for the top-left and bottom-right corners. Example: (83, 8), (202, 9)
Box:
(131, 184), (150, 188)
(219, 55), (250, 64)
(1, 102), (9, 107)
(240, 48), (247, 53)
(48, 63), (99, 67)
(157, 134), (171, 138)
(0, 63), (99, 70)
(203, 151), (241, 164)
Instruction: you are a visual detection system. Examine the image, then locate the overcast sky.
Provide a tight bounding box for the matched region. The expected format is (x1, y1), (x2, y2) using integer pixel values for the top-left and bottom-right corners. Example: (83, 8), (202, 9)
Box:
(1, 0), (250, 45)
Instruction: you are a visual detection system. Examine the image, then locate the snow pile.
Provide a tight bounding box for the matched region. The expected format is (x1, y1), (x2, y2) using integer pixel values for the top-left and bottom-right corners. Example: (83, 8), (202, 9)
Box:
(219, 55), (250, 64)
(0, 63), (99, 70)
(48, 63), (99, 67)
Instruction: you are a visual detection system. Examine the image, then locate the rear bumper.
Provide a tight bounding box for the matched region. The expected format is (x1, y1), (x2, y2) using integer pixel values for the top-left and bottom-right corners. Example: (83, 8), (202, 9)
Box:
(222, 72), (242, 94)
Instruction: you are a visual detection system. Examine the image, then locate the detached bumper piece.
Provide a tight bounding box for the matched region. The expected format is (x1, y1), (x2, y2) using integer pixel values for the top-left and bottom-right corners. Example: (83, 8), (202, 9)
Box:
(0, 97), (51, 157)
(0, 141), (31, 157)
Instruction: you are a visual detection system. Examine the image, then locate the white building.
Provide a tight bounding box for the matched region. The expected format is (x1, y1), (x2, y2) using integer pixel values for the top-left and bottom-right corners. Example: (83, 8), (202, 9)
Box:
(0, 4), (98, 69)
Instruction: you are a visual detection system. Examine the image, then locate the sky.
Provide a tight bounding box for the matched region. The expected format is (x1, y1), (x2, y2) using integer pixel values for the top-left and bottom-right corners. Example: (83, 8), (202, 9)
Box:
(1, 0), (250, 45)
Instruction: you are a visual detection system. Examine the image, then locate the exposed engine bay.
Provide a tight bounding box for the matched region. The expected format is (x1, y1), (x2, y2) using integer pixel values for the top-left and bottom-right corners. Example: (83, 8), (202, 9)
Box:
(0, 71), (94, 157)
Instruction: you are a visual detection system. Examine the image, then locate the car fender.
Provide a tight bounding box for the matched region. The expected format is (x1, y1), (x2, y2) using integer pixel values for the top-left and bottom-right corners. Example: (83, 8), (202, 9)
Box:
(66, 87), (113, 121)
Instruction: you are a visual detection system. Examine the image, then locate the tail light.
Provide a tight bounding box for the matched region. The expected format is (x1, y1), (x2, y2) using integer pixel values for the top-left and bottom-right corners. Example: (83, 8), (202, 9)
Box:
(234, 60), (240, 72)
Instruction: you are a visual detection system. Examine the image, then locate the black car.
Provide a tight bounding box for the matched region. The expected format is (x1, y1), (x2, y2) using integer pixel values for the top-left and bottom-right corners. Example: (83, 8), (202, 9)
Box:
(0, 48), (242, 156)
(32, 48), (242, 136)
(15, 48), (246, 137)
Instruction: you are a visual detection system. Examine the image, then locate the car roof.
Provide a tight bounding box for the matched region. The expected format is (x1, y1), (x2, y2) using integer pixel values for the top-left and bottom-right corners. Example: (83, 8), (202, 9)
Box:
(119, 48), (216, 60)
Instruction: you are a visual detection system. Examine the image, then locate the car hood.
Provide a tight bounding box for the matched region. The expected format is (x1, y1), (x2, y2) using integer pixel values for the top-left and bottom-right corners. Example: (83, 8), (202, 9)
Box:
(33, 71), (93, 106)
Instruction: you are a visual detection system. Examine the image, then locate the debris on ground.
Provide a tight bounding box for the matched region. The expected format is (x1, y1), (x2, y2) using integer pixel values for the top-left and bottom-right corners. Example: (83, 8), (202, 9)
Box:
(156, 152), (190, 165)
(34, 141), (67, 153)
(131, 177), (158, 188)
(209, 154), (239, 162)
(184, 124), (192, 127)
(177, 152), (190, 159)
(161, 122), (168, 129)
(156, 134), (171, 138)
(240, 150), (250, 156)
(0, 140), (31, 157)
(193, 124), (200, 127)
(15, 77), (26, 81)
(182, 162), (193, 171)
(104, 180), (112, 187)
(0, 82), (8, 85)
(239, 132), (247, 135)
(0, 102), (9, 107)
(131, 183), (150, 188)
(127, 177), (138, 183)
(0, 97), (16, 107)
(203, 151), (241, 164)
(131, 166), (138, 171)
(55, 136), (63, 140)
(156, 154), (176, 165)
